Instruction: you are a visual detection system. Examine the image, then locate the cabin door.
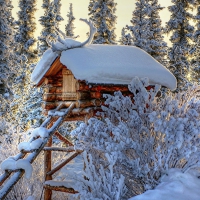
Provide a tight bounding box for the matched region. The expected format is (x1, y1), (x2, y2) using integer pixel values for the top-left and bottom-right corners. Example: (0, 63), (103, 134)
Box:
(62, 68), (77, 100)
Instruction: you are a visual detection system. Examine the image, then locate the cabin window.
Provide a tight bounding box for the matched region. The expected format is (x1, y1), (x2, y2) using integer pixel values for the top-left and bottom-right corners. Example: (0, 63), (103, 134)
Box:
(62, 68), (77, 100)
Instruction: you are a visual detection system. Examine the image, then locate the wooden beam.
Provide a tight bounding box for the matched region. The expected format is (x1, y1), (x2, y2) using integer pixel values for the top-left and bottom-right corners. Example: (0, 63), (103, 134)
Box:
(47, 152), (80, 176)
(42, 101), (76, 110)
(75, 99), (103, 108)
(44, 136), (52, 200)
(43, 146), (76, 152)
(43, 184), (78, 194)
(54, 131), (73, 146)
(63, 115), (87, 122)
(43, 92), (91, 102)
(76, 81), (129, 92)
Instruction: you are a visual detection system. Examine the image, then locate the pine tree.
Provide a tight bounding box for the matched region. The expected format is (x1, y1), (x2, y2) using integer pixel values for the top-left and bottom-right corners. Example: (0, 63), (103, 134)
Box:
(88, 0), (117, 44)
(191, 2), (200, 83)
(165, 0), (195, 91)
(145, 0), (168, 65)
(0, 0), (17, 117)
(126, 0), (149, 51)
(65, 3), (75, 37)
(38, 0), (63, 56)
(191, 36), (200, 83)
(119, 27), (132, 45)
(194, 1), (200, 40)
(14, 0), (37, 62)
(0, 0), (14, 96)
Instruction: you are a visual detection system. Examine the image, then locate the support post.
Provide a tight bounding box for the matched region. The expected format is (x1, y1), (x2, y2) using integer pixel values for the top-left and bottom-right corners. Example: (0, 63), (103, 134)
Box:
(44, 136), (52, 200)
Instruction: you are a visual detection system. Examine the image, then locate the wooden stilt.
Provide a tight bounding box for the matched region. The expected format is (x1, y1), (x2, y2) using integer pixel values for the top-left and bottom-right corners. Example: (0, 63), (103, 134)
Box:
(44, 137), (52, 200)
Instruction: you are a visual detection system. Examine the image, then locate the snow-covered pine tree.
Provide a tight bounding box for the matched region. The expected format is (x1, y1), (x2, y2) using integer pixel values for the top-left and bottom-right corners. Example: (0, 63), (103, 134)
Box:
(0, 0), (16, 117)
(165, 0), (195, 91)
(145, 0), (168, 65)
(119, 27), (133, 45)
(65, 3), (75, 37)
(0, 0), (13, 96)
(38, 0), (63, 56)
(126, 0), (167, 64)
(9, 60), (44, 132)
(191, 36), (200, 83)
(194, 1), (200, 40)
(53, 0), (63, 23)
(88, 0), (117, 44)
(11, 0), (39, 131)
(191, 2), (200, 83)
(126, 0), (149, 51)
(14, 0), (37, 62)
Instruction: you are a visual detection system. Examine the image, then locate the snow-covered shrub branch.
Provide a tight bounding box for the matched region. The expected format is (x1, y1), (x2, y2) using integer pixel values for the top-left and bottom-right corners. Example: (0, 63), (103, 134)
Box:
(72, 151), (127, 200)
(72, 77), (200, 198)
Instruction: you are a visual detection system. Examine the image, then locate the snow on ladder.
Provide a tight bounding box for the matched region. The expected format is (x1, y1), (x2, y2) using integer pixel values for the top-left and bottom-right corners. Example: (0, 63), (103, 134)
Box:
(0, 102), (82, 199)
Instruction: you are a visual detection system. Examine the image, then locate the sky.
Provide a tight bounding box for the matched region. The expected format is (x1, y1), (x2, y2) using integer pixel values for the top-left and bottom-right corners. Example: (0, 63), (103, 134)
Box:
(12, 0), (172, 42)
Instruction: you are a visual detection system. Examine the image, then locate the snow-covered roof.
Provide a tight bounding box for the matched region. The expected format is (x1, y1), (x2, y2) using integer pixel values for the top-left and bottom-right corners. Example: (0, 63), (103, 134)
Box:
(31, 44), (177, 90)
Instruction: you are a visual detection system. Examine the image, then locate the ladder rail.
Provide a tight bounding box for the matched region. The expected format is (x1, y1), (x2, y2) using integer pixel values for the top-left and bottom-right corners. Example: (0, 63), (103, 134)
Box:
(0, 103), (75, 199)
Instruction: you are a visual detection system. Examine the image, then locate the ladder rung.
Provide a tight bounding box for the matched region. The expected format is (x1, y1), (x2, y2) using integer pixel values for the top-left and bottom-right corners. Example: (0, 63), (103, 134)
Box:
(47, 152), (81, 176)
(43, 146), (79, 152)
(44, 181), (78, 194)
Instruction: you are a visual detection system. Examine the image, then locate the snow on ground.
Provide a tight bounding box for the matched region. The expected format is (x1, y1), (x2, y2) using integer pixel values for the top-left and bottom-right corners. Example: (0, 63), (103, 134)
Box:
(51, 154), (83, 189)
(31, 44), (177, 90)
(129, 169), (200, 200)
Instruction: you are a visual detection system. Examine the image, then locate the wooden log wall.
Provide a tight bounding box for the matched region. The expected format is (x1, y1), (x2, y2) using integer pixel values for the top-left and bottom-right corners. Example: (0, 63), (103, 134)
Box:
(42, 66), (156, 120)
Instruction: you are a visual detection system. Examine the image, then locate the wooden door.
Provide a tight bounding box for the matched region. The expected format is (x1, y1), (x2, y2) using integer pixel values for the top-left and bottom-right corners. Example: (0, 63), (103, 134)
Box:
(62, 68), (77, 100)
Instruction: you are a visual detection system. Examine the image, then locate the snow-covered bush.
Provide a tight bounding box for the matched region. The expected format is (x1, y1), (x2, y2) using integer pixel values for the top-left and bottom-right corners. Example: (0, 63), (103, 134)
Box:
(72, 151), (127, 200)
(72, 77), (200, 198)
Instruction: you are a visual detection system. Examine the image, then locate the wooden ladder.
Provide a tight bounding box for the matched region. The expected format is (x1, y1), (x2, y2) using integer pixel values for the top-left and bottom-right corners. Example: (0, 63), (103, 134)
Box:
(0, 102), (82, 199)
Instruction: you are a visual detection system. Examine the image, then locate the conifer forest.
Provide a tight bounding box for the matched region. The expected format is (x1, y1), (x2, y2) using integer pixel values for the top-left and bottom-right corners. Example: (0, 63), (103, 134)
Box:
(0, 0), (200, 200)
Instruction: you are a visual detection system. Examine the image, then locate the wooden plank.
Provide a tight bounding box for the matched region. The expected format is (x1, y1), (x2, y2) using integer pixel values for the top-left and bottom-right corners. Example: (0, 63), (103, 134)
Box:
(76, 81), (129, 92)
(44, 87), (62, 94)
(75, 99), (103, 108)
(43, 92), (91, 102)
(42, 101), (76, 110)
(42, 102), (57, 110)
(43, 146), (76, 152)
(37, 58), (65, 86)
(62, 68), (77, 101)
(43, 94), (57, 102)
(44, 136), (52, 200)
(47, 152), (80, 176)
(63, 115), (87, 122)
(43, 184), (78, 194)
(45, 58), (64, 77)
(54, 131), (73, 146)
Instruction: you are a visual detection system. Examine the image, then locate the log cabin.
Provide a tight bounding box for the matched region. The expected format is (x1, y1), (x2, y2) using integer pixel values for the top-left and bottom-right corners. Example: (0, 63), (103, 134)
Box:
(31, 19), (176, 121)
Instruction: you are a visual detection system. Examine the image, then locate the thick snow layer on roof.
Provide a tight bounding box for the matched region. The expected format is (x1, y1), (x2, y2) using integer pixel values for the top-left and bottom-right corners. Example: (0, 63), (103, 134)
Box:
(129, 169), (200, 200)
(31, 44), (177, 90)
(31, 49), (57, 84)
(60, 45), (176, 90)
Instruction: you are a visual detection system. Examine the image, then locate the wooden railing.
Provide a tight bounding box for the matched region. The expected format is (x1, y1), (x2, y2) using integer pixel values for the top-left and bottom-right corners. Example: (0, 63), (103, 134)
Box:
(0, 103), (82, 199)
